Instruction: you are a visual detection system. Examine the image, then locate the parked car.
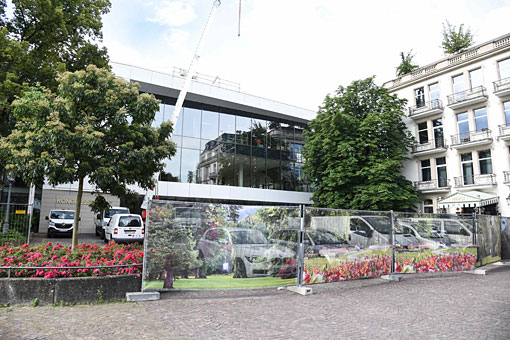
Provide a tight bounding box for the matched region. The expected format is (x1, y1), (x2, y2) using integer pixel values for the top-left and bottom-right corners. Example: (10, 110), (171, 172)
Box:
(94, 206), (130, 239)
(196, 227), (295, 278)
(104, 214), (144, 244)
(269, 228), (352, 256)
(45, 209), (76, 238)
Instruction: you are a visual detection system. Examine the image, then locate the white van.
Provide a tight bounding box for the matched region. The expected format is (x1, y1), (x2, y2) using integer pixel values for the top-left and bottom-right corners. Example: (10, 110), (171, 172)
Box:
(94, 206), (130, 239)
(104, 214), (144, 244)
(45, 209), (76, 238)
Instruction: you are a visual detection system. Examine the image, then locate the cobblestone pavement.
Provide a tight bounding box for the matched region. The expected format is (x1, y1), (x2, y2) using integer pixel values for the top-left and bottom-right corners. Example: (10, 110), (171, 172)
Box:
(1, 267), (509, 340)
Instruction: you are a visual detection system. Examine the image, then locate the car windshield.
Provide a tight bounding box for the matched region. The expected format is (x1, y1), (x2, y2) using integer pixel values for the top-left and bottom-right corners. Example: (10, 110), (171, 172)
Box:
(119, 216), (141, 227)
(50, 211), (74, 219)
(230, 230), (268, 245)
(105, 209), (129, 218)
(310, 230), (347, 245)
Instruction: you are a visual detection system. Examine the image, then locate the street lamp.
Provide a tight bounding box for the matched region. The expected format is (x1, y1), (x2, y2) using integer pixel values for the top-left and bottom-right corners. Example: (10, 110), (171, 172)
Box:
(2, 172), (15, 234)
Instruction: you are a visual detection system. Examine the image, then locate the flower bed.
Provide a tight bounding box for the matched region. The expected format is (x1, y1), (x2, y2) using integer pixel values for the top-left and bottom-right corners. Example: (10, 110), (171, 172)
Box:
(0, 242), (143, 278)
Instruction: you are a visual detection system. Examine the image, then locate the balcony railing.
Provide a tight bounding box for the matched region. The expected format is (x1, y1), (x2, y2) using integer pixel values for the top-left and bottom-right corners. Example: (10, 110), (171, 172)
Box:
(382, 34), (510, 90)
(451, 129), (492, 145)
(414, 179), (450, 191)
(411, 139), (446, 153)
(454, 174), (496, 188)
(494, 77), (510, 93)
(499, 124), (510, 138)
(408, 99), (443, 117)
(447, 86), (487, 106)
(504, 171), (510, 184)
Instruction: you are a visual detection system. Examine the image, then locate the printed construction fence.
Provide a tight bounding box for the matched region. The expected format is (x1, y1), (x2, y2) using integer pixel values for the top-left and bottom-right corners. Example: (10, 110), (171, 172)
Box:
(142, 201), (502, 291)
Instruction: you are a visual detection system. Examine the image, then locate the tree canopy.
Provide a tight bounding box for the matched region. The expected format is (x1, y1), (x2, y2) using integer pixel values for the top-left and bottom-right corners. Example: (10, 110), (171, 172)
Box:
(0, 0), (111, 138)
(396, 51), (419, 77)
(1, 65), (176, 247)
(441, 21), (474, 55)
(303, 77), (418, 212)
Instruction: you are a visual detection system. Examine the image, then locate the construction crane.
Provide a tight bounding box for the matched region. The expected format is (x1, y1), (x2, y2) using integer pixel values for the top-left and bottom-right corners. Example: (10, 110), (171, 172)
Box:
(169, 0), (222, 128)
(143, 0), (241, 208)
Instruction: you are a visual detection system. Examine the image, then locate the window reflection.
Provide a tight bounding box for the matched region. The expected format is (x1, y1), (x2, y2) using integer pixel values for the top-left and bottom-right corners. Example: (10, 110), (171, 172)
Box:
(183, 107), (201, 138)
(156, 101), (310, 192)
(236, 116), (251, 145)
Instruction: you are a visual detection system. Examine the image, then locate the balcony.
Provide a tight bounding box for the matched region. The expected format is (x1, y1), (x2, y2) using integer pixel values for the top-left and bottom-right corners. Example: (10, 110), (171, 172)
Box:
(494, 77), (510, 98)
(453, 174), (497, 189)
(450, 130), (492, 149)
(411, 139), (447, 156)
(447, 86), (488, 110)
(504, 171), (510, 184)
(498, 124), (510, 141)
(408, 99), (443, 120)
(414, 179), (451, 193)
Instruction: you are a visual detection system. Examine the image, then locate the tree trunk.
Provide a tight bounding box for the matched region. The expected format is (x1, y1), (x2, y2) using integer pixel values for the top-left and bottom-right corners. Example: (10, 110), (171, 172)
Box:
(71, 177), (84, 250)
(163, 268), (174, 289)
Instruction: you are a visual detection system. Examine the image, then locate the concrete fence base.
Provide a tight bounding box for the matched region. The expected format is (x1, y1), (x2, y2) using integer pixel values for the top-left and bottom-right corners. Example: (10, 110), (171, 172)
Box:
(0, 275), (141, 305)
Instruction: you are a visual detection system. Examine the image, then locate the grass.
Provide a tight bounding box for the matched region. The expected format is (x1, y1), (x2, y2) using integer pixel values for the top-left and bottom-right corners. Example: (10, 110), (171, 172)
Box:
(476, 255), (501, 267)
(144, 274), (296, 290)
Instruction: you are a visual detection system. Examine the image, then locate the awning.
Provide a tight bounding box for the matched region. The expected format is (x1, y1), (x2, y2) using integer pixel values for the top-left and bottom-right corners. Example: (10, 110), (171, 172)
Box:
(438, 190), (499, 208)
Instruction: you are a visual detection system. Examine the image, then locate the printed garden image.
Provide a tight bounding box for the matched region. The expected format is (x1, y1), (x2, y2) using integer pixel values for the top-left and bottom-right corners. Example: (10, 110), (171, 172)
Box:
(143, 202), (301, 290)
(143, 202), (498, 290)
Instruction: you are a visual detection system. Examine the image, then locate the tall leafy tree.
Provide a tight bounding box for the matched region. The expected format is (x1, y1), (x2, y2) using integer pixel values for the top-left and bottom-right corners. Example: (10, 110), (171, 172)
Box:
(0, 0), (111, 138)
(441, 20), (474, 55)
(1, 66), (176, 248)
(396, 50), (419, 77)
(303, 77), (418, 211)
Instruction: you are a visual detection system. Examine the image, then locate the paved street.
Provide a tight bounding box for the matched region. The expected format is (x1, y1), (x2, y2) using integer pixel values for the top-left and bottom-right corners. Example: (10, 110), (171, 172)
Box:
(30, 233), (105, 246)
(1, 267), (509, 340)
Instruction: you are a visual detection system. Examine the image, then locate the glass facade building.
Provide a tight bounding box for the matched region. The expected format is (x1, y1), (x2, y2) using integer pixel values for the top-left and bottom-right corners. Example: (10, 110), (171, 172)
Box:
(154, 96), (311, 192)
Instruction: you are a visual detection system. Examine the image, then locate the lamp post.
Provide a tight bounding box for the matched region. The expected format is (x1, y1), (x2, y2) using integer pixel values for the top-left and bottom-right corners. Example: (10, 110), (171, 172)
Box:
(2, 172), (15, 234)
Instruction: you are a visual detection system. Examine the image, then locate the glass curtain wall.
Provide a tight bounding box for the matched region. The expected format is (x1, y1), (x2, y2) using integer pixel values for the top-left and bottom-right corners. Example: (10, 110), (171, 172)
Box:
(154, 98), (310, 192)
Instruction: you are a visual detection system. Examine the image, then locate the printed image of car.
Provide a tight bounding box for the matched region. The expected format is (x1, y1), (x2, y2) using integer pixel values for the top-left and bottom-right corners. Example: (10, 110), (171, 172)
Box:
(196, 227), (295, 278)
(397, 219), (457, 249)
(45, 209), (76, 238)
(348, 216), (422, 250)
(268, 228), (352, 256)
(104, 214), (144, 244)
(397, 217), (474, 248)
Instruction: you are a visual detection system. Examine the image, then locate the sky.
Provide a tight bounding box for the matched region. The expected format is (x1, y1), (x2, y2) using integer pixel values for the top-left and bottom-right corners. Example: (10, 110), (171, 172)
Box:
(101, 0), (510, 111)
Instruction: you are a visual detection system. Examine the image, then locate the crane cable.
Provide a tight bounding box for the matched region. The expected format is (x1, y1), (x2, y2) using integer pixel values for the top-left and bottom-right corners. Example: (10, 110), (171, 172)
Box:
(238, 0), (241, 36)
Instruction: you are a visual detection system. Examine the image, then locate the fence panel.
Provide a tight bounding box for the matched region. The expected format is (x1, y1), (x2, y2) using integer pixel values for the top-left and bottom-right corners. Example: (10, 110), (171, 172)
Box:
(143, 200), (300, 291)
(0, 203), (31, 245)
(302, 208), (392, 284)
(394, 212), (477, 273)
(476, 215), (502, 265)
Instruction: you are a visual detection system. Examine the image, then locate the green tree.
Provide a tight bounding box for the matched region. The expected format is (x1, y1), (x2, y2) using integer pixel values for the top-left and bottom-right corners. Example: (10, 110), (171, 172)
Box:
(441, 21), (474, 55)
(0, 65), (176, 248)
(0, 0), (110, 138)
(396, 50), (419, 77)
(303, 77), (418, 211)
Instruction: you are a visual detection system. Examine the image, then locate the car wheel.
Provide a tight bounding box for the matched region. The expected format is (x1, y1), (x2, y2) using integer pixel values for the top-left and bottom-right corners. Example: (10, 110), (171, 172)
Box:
(233, 258), (247, 278)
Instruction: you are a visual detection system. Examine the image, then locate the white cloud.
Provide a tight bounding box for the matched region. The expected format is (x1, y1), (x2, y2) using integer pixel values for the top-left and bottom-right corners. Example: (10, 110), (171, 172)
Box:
(163, 29), (190, 48)
(147, 0), (196, 27)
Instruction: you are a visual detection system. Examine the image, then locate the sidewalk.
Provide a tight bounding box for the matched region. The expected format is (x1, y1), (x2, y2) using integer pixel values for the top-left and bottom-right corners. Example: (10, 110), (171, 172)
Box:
(2, 266), (509, 340)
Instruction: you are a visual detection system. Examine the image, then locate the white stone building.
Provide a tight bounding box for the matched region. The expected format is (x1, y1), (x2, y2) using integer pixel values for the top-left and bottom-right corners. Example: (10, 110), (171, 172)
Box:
(383, 33), (510, 215)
